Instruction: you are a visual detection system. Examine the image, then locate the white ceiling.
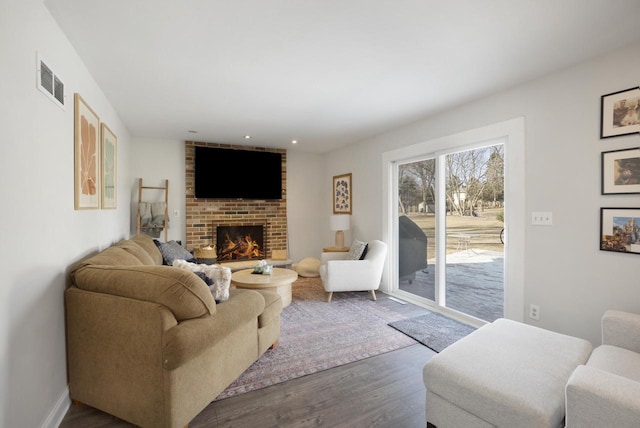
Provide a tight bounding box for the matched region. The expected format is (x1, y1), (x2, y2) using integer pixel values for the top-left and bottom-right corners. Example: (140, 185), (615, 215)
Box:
(45, 0), (640, 153)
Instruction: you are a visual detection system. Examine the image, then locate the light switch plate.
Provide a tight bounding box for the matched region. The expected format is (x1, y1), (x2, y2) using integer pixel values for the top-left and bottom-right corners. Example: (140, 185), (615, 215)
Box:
(532, 212), (553, 225)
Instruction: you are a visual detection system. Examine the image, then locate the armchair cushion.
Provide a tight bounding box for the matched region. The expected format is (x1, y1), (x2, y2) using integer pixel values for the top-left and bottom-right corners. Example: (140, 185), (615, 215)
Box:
(587, 344), (640, 382)
(602, 310), (640, 353)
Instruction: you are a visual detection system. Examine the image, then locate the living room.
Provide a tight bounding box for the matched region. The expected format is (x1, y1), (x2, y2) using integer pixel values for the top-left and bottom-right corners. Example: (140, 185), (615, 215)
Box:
(2, 1), (640, 427)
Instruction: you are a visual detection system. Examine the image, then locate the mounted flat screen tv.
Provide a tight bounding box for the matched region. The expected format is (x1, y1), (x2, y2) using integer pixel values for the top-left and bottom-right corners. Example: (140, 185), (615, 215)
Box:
(194, 146), (283, 199)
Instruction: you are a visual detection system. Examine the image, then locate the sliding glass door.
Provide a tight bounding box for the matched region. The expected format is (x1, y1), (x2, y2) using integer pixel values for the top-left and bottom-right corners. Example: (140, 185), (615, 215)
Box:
(396, 143), (505, 322)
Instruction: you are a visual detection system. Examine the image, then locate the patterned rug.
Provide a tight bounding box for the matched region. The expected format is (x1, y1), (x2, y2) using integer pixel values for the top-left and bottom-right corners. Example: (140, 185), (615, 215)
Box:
(215, 277), (416, 400)
(388, 311), (477, 353)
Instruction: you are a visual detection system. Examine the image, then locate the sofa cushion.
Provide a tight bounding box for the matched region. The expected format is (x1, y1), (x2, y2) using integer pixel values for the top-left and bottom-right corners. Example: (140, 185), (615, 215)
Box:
(161, 288), (265, 369)
(72, 246), (146, 275)
(115, 239), (157, 265)
(130, 234), (163, 265)
(73, 265), (216, 321)
(587, 344), (640, 383)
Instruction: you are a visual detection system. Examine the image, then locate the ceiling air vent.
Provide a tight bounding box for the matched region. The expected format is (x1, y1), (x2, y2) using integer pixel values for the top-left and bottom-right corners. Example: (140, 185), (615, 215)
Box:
(37, 52), (65, 110)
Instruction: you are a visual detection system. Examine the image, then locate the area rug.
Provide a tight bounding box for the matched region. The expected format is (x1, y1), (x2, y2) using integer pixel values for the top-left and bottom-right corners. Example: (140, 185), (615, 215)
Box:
(388, 311), (477, 353)
(215, 277), (417, 400)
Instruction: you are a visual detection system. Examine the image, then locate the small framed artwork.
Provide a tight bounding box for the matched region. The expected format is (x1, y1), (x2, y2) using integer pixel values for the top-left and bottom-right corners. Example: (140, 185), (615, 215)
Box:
(600, 208), (640, 255)
(600, 87), (640, 139)
(333, 173), (352, 214)
(74, 93), (101, 210)
(602, 148), (640, 194)
(101, 123), (117, 209)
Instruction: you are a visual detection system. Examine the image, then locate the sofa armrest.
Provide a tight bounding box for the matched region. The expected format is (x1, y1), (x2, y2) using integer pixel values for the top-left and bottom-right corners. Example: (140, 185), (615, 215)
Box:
(602, 310), (640, 353)
(566, 365), (640, 428)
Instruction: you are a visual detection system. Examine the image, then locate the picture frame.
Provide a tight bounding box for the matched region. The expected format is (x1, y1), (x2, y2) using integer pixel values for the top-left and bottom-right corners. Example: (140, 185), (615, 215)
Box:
(600, 208), (640, 255)
(101, 123), (117, 209)
(74, 93), (101, 210)
(601, 148), (640, 195)
(333, 173), (352, 214)
(600, 87), (640, 139)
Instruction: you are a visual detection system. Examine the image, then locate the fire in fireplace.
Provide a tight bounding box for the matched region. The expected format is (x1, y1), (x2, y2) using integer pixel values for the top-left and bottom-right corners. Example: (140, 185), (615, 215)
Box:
(216, 225), (265, 261)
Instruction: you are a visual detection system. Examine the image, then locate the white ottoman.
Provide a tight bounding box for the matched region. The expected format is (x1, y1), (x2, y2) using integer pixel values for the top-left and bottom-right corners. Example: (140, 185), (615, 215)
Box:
(423, 318), (592, 428)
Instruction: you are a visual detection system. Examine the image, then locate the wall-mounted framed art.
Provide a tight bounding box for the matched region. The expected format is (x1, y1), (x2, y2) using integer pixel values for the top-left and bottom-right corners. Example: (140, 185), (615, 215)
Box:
(333, 173), (352, 214)
(101, 123), (117, 209)
(601, 147), (640, 194)
(600, 87), (640, 139)
(74, 93), (101, 210)
(600, 207), (640, 255)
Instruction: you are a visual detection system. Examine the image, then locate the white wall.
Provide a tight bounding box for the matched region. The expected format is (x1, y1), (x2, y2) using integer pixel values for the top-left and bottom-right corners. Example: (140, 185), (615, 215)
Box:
(129, 138), (185, 242)
(0, 1), (131, 426)
(286, 150), (326, 260)
(325, 42), (640, 346)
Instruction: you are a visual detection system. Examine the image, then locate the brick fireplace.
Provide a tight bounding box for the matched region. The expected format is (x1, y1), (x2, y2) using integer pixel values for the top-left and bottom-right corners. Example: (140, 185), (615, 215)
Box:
(184, 141), (287, 256)
(216, 224), (265, 261)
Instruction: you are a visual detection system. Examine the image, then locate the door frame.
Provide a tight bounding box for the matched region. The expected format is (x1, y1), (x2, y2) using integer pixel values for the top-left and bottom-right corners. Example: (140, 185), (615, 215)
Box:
(381, 117), (525, 322)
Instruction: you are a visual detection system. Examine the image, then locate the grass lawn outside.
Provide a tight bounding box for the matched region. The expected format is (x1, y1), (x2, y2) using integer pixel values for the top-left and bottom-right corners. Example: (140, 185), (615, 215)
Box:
(405, 207), (505, 257)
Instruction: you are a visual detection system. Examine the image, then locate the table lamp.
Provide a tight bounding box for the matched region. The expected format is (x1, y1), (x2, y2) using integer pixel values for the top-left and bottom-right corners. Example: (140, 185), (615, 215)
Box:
(330, 214), (350, 248)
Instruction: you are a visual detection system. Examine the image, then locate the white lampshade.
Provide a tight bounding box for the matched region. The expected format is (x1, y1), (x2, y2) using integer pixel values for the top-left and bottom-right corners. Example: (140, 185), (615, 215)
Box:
(330, 214), (350, 231)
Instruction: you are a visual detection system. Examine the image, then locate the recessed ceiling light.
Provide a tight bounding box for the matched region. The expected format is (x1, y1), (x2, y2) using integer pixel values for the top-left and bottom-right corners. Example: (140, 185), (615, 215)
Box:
(244, 135), (251, 139)
(291, 140), (298, 144)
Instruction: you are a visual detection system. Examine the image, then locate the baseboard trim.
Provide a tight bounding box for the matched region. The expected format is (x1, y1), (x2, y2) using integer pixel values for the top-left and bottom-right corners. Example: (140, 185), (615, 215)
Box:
(40, 386), (70, 428)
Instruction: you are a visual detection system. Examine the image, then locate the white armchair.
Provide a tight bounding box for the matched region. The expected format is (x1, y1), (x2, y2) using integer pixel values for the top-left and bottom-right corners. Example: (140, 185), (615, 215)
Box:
(565, 310), (640, 427)
(319, 240), (387, 302)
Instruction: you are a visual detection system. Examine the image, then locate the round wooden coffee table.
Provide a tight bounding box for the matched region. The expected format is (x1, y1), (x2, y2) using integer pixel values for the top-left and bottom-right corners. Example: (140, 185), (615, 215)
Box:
(231, 268), (298, 307)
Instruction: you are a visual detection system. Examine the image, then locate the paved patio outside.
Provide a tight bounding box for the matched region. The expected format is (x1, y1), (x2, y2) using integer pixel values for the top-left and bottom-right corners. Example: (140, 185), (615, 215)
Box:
(398, 249), (504, 322)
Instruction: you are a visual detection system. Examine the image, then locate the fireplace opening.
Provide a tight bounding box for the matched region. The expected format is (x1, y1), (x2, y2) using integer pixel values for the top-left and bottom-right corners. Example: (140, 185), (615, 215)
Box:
(216, 225), (265, 261)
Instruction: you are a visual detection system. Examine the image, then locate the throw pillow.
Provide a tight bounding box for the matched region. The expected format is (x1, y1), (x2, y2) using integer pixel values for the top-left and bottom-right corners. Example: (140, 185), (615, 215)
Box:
(359, 243), (369, 260)
(157, 240), (196, 265)
(348, 240), (368, 260)
(209, 265), (231, 303)
(194, 271), (213, 286)
(172, 260), (230, 303)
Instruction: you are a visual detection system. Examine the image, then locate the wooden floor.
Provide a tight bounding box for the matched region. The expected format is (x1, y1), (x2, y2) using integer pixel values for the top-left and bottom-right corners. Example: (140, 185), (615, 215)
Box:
(59, 294), (436, 428)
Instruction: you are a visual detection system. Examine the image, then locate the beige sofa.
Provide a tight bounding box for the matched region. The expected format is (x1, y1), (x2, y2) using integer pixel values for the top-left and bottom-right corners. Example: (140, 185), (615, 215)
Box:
(65, 234), (282, 428)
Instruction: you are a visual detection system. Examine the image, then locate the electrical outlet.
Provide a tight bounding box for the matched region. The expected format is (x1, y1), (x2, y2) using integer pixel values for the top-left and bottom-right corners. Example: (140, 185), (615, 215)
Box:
(529, 304), (540, 320)
(174, 209), (179, 217)
(532, 212), (553, 226)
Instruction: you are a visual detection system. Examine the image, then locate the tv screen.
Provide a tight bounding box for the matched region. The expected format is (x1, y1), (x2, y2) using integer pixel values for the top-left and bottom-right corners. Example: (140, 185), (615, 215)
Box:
(194, 147), (283, 199)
